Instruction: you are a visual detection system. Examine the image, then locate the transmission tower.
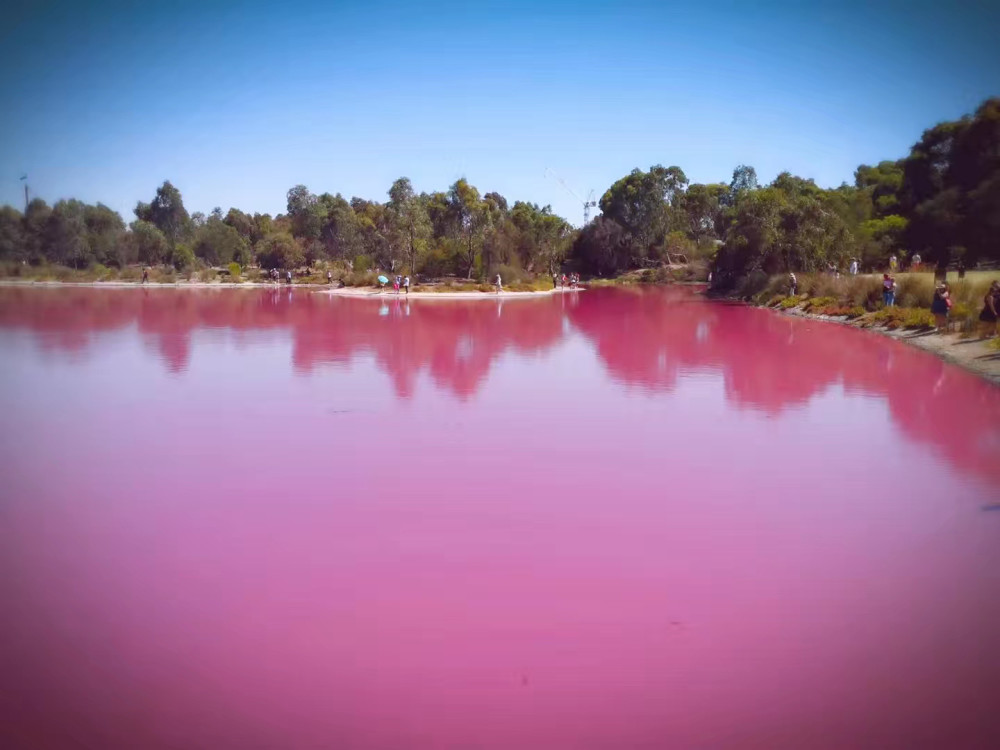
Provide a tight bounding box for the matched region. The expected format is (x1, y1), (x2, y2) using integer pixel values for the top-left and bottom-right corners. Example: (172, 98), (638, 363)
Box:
(545, 168), (597, 225)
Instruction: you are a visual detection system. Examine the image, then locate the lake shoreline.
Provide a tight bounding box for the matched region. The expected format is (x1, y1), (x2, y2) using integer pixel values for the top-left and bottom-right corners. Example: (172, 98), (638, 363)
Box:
(763, 303), (1000, 386)
(0, 279), (582, 297)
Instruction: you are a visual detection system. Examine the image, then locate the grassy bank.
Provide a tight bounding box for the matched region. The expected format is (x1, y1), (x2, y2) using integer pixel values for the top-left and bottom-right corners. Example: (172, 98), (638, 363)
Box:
(0, 261), (561, 292)
(586, 260), (711, 287)
(751, 271), (1000, 334)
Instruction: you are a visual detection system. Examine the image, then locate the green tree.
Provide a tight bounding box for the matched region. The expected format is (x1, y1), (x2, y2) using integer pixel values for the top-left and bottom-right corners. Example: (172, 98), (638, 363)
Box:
(224, 208), (256, 242)
(287, 185), (327, 242)
(84, 203), (126, 267)
(256, 232), (305, 270)
(135, 181), (191, 245)
(193, 215), (250, 266)
(129, 220), (170, 265)
(448, 179), (487, 278)
(45, 200), (92, 268)
(0, 206), (25, 262)
(599, 165), (688, 264)
(388, 178), (431, 274)
(23, 198), (52, 263)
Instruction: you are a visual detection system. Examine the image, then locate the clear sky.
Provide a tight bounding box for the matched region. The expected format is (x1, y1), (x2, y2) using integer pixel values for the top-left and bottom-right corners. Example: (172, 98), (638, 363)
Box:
(1, 0), (998, 226)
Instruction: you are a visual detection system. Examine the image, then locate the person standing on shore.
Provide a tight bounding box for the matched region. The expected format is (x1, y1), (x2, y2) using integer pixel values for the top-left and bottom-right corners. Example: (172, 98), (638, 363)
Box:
(912, 253), (922, 272)
(788, 272), (797, 296)
(957, 260), (966, 279)
(980, 281), (999, 338)
(849, 258), (858, 276)
(883, 274), (896, 307)
(327, 270), (333, 284)
(931, 283), (951, 331)
(286, 270), (292, 284)
(142, 267), (149, 284)
(889, 254), (898, 272)
(553, 271), (559, 290)
(495, 273), (503, 294)
(403, 275), (410, 294)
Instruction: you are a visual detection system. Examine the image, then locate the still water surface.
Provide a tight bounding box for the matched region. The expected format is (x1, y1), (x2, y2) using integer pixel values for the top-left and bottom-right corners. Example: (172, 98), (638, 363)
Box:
(1, 286), (999, 749)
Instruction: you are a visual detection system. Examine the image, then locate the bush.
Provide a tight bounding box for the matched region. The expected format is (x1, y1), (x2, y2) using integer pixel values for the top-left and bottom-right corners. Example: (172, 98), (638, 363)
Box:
(803, 295), (838, 311)
(353, 255), (372, 273)
(345, 270), (377, 287)
(894, 274), (934, 309)
(490, 263), (525, 285)
(820, 305), (853, 316)
(902, 308), (936, 329)
(228, 262), (242, 281)
(846, 306), (866, 319)
(779, 296), (802, 309)
(171, 244), (196, 270)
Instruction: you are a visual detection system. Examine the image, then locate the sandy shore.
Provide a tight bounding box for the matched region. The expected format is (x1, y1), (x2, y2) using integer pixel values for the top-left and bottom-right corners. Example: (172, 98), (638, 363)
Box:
(779, 307), (1000, 386)
(321, 286), (582, 300)
(0, 280), (584, 298)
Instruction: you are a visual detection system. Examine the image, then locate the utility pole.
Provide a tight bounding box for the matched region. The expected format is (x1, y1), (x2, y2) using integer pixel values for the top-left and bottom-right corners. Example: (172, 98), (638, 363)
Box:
(20, 174), (28, 212)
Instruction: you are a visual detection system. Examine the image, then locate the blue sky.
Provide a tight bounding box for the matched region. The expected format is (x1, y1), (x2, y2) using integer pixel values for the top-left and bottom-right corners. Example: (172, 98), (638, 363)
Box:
(1, 0), (998, 226)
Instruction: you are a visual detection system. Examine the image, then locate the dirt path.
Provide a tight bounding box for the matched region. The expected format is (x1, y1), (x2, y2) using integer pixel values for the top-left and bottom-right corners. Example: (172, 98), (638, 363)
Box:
(779, 307), (1000, 386)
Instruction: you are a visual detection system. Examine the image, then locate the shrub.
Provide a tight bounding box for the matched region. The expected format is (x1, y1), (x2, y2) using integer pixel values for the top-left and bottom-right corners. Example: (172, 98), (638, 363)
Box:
(779, 296), (802, 309)
(490, 263), (525, 285)
(894, 274), (934, 309)
(803, 295), (838, 311)
(152, 267), (176, 284)
(846, 306), (866, 319)
(171, 244), (196, 270)
(820, 305), (853, 316)
(345, 270), (377, 287)
(902, 308), (936, 329)
(353, 255), (372, 273)
(228, 262), (242, 281)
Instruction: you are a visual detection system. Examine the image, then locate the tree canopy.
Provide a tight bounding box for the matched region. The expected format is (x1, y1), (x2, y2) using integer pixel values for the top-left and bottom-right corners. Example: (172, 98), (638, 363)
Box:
(2, 98), (997, 283)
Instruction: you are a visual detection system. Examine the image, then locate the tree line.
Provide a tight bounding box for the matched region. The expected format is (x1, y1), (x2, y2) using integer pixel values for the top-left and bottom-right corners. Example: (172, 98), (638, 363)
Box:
(1, 97), (996, 285)
(573, 97), (999, 289)
(0, 177), (575, 282)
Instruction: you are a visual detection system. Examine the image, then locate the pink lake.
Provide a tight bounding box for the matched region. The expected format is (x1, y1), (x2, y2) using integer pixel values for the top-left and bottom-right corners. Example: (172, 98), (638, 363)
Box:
(1, 285), (999, 749)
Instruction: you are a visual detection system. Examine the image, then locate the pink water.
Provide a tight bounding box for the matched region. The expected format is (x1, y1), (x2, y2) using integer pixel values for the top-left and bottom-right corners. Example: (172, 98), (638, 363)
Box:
(1, 286), (999, 749)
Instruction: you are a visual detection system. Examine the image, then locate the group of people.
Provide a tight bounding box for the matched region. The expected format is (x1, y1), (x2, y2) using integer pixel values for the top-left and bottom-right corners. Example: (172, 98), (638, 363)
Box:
(385, 275), (411, 294)
(267, 268), (293, 284)
(553, 272), (580, 289)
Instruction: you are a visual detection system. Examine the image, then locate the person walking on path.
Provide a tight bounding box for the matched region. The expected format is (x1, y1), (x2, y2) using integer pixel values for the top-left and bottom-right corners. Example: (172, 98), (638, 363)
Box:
(931, 283), (951, 331)
(327, 270), (333, 284)
(979, 281), (1000, 338)
(889, 255), (898, 273)
(882, 274), (896, 307)
(393, 275), (400, 294)
(849, 258), (858, 276)
(495, 273), (503, 294)
(403, 275), (410, 294)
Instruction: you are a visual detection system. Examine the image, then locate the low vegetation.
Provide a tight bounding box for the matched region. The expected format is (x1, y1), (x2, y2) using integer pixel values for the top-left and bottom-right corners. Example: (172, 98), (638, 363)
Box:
(756, 271), (999, 333)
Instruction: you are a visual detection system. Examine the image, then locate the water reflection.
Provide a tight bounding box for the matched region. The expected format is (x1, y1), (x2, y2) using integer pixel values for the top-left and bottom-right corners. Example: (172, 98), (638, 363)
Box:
(2, 285), (1000, 749)
(1, 285), (998, 482)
